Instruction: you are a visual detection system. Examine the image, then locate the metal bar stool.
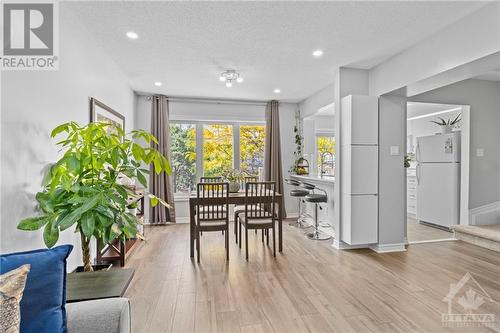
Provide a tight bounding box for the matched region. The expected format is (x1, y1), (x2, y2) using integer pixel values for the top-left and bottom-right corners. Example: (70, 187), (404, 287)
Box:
(304, 186), (332, 241)
(300, 182), (332, 228)
(286, 179), (310, 228)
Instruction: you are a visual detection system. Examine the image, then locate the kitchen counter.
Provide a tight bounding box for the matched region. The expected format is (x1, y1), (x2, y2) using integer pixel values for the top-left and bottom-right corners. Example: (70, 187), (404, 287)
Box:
(290, 174), (335, 185)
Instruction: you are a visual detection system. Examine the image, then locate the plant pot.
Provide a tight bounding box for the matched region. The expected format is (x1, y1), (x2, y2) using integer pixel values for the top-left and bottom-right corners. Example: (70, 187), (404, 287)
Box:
(73, 263), (113, 273)
(128, 208), (138, 216)
(441, 125), (453, 134)
(228, 182), (240, 193)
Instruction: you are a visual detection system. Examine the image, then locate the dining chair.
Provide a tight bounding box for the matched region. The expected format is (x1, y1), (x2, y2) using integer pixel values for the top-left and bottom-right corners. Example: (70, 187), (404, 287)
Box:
(195, 182), (230, 262)
(200, 176), (223, 183)
(234, 175), (261, 242)
(237, 181), (277, 260)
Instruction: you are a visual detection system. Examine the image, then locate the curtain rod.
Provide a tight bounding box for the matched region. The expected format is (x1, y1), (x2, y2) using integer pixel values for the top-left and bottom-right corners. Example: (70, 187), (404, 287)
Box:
(146, 95), (269, 106)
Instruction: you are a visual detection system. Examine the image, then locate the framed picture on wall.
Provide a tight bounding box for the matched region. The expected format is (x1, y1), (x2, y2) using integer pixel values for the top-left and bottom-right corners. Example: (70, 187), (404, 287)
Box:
(89, 97), (125, 133)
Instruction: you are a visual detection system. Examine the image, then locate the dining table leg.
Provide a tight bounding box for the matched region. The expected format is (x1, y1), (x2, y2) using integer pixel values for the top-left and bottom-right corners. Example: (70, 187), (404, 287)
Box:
(189, 200), (195, 258)
(279, 196), (283, 252)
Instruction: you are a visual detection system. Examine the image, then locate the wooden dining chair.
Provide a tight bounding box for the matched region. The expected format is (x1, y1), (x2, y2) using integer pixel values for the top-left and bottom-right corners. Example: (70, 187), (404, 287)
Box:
(238, 181), (277, 260)
(234, 175), (261, 241)
(195, 182), (230, 262)
(200, 176), (223, 183)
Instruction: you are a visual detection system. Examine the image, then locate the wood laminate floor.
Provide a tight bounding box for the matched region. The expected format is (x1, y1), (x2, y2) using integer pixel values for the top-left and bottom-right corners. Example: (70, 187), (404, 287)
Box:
(125, 222), (500, 333)
(407, 217), (454, 243)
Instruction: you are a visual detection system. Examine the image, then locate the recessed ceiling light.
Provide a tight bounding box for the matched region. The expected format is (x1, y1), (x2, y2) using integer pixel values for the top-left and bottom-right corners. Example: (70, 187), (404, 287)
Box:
(312, 49), (323, 58)
(274, 89), (281, 94)
(154, 82), (162, 87)
(126, 31), (138, 39)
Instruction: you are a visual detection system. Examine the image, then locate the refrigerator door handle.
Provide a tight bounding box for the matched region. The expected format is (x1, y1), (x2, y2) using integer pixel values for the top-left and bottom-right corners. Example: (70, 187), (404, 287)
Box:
(416, 164), (420, 184)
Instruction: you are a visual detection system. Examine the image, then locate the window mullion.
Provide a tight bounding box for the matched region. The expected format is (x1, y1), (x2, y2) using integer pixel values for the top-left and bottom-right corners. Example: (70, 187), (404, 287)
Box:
(233, 124), (240, 170)
(196, 123), (204, 179)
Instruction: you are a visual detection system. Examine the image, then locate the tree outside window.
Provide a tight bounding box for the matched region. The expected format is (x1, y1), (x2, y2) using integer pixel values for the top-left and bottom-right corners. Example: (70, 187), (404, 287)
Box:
(240, 125), (265, 177)
(170, 124), (196, 194)
(203, 124), (233, 177)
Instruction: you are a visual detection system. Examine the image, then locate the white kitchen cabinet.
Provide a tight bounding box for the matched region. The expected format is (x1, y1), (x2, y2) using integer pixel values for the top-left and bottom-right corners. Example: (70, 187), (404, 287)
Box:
(341, 145), (378, 194)
(341, 194), (378, 245)
(340, 94), (379, 246)
(341, 95), (378, 145)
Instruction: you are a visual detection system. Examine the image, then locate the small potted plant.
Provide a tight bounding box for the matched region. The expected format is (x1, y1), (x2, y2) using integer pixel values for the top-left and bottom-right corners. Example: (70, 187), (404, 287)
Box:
(17, 121), (171, 272)
(430, 114), (461, 134)
(127, 201), (139, 216)
(223, 169), (244, 193)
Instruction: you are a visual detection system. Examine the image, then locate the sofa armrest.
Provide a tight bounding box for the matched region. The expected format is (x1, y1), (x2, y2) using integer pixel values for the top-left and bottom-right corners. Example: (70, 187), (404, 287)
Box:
(66, 298), (130, 333)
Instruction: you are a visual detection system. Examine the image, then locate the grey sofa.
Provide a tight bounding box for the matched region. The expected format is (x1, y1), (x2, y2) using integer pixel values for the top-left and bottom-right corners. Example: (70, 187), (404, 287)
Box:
(66, 298), (130, 333)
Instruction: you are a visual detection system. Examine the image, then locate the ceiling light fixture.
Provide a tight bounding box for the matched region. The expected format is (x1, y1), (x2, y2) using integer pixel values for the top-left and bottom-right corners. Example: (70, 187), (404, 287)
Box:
(219, 70), (243, 88)
(274, 89), (281, 94)
(312, 49), (323, 58)
(154, 81), (162, 87)
(126, 31), (139, 39)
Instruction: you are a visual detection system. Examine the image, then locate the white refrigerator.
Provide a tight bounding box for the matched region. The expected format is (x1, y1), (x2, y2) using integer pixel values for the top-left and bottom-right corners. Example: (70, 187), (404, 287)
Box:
(416, 132), (461, 228)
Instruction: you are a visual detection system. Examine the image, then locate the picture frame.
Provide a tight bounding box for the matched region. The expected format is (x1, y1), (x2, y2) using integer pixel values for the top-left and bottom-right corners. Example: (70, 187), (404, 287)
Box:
(89, 97), (125, 131)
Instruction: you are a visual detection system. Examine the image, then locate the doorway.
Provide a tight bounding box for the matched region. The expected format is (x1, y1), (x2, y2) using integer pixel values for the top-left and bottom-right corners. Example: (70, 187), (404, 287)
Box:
(405, 102), (470, 243)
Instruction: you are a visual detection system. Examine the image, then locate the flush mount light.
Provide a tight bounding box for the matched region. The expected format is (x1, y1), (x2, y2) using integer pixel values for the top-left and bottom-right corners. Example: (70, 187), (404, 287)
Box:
(126, 31), (138, 39)
(154, 81), (162, 87)
(219, 70), (243, 88)
(312, 49), (323, 58)
(274, 89), (281, 94)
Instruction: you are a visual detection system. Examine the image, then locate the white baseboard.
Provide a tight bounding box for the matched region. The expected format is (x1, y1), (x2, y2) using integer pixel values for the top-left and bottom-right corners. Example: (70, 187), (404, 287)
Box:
(469, 201), (500, 226)
(332, 239), (371, 250)
(369, 243), (407, 253)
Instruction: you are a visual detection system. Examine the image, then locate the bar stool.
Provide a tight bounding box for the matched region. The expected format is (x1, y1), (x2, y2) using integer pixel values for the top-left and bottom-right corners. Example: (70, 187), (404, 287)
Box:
(300, 182), (332, 228)
(286, 179), (309, 228)
(304, 187), (332, 241)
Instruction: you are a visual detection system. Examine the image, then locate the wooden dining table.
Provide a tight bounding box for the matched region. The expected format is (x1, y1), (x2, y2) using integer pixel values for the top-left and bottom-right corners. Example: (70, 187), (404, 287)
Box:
(189, 191), (284, 258)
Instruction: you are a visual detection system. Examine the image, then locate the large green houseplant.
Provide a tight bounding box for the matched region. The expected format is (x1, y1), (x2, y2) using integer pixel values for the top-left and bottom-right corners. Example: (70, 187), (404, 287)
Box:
(18, 121), (170, 272)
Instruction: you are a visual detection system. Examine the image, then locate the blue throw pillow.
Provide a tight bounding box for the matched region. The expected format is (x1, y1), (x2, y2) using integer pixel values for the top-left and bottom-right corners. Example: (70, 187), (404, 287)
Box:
(0, 245), (73, 333)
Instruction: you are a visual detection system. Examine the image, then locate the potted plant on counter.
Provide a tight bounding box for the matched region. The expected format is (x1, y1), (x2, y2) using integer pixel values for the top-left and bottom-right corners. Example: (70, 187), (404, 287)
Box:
(17, 121), (171, 272)
(430, 114), (461, 134)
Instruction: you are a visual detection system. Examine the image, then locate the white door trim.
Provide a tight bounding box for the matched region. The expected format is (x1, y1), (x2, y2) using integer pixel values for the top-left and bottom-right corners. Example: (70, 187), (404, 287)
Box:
(459, 106), (470, 226)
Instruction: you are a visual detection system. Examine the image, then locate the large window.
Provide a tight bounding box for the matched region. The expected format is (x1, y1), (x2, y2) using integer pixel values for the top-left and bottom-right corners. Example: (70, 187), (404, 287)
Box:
(169, 122), (265, 194)
(317, 136), (335, 176)
(170, 124), (197, 194)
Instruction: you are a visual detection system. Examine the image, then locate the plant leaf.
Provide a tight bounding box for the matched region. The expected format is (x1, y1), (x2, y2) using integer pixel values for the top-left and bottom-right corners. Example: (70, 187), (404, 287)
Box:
(50, 123), (69, 138)
(80, 211), (95, 237)
(43, 221), (59, 248)
(136, 170), (148, 188)
(18, 216), (50, 231)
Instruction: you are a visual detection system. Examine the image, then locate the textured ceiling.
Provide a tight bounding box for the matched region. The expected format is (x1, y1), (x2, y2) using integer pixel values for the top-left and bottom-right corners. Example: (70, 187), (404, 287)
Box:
(66, 1), (487, 102)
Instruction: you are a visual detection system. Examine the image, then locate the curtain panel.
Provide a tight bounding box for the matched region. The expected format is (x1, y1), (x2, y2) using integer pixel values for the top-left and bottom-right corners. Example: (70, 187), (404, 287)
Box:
(264, 100), (287, 217)
(150, 95), (176, 223)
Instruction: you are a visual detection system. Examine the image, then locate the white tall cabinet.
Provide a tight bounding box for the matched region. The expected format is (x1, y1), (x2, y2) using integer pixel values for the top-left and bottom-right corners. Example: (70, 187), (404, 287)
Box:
(340, 95), (379, 245)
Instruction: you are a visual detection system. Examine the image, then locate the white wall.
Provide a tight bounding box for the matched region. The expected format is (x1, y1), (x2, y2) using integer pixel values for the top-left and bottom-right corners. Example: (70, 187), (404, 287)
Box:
(134, 95), (299, 217)
(0, 5), (134, 270)
(408, 79), (500, 209)
(369, 2), (500, 96)
(299, 83), (335, 118)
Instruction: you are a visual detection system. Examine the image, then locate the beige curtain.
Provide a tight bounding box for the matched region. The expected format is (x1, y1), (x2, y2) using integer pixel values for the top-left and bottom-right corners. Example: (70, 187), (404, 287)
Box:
(264, 100), (287, 217)
(150, 95), (175, 223)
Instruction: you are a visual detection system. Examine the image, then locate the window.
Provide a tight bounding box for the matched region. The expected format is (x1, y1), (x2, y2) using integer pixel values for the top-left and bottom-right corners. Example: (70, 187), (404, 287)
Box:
(169, 122), (266, 195)
(170, 123), (196, 194)
(239, 125), (265, 176)
(203, 124), (233, 177)
(317, 136), (335, 176)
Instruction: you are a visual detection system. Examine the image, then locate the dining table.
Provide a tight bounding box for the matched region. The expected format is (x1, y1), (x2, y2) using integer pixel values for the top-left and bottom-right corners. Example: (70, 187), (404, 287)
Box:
(189, 191), (284, 258)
